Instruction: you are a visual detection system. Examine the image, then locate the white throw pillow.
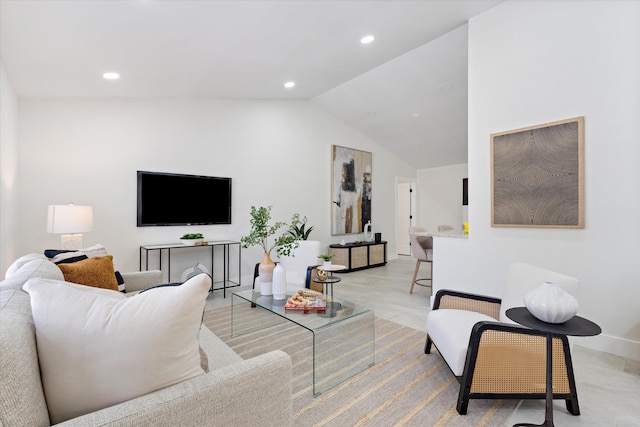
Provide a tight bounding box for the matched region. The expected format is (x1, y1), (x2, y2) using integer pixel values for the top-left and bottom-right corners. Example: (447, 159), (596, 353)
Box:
(24, 273), (211, 424)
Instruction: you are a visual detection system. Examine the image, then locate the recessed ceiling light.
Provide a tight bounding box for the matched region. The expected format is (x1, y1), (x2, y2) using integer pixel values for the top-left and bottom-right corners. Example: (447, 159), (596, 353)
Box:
(103, 72), (120, 80)
(412, 113), (421, 119)
(361, 35), (375, 45)
(284, 81), (295, 89)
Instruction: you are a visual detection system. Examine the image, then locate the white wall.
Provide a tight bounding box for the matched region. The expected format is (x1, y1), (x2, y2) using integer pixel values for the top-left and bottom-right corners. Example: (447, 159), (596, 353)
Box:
(433, 1), (640, 360)
(14, 98), (415, 281)
(417, 163), (467, 231)
(0, 63), (19, 271)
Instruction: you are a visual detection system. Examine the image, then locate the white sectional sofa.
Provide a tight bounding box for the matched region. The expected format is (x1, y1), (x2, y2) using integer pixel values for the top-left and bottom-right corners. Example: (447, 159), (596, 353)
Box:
(0, 253), (293, 426)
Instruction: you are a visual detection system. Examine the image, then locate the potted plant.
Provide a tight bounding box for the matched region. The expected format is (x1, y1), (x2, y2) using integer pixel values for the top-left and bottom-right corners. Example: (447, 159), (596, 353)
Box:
(180, 233), (204, 246)
(318, 253), (335, 269)
(287, 213), (314, 240)
(240, 206), (299, 295)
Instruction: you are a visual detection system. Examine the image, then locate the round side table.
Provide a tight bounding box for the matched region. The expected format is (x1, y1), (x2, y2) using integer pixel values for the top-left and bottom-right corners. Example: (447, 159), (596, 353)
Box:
(506, 307), (601, 427)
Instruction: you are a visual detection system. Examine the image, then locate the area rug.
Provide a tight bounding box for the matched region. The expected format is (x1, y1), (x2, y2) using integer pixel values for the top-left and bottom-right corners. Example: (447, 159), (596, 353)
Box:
(203, 305), (518, 426)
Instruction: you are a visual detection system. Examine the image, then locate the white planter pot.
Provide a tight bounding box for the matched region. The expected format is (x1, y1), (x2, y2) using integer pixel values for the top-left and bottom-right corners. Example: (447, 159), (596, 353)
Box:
(524, 282), (578, 324)
(322, 261), (332, 269)
(180, 239), (203, 246)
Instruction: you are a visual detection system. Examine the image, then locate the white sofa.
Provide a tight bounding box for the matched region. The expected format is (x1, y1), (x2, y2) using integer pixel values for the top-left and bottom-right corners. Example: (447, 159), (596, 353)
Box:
(0, 253), (293, 426)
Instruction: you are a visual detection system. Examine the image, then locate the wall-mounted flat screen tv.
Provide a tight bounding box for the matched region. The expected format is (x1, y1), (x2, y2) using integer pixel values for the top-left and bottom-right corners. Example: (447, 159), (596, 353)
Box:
(137, 171), (232, 226)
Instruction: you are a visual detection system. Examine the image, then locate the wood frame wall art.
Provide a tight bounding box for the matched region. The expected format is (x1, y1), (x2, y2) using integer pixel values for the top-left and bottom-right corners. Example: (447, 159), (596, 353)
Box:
(491, 117), (584, 228)
(331, 145), (372, 235)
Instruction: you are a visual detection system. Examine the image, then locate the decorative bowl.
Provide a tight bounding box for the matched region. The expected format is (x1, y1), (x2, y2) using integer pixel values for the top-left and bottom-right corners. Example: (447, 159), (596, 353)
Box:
(316, 270), (328, 282)
(524, 282), (578, 324)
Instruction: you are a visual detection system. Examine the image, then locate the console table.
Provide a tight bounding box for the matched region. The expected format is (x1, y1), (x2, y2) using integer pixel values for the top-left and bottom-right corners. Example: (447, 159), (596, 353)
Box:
(140, 240), (241, 297)
(328, 241), (387, 272)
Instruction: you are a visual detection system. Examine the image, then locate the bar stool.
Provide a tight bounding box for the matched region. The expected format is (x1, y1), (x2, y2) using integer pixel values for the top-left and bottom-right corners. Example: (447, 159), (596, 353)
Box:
(408, 227), (433, 294)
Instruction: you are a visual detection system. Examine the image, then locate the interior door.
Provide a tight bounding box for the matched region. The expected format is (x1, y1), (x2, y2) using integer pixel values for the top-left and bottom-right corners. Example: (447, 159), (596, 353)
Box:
(396, 181), (414, 255)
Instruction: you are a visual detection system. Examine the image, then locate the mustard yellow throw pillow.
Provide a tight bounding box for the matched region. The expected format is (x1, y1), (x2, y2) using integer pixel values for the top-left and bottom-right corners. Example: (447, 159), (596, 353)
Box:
(57, 255), (118, 291)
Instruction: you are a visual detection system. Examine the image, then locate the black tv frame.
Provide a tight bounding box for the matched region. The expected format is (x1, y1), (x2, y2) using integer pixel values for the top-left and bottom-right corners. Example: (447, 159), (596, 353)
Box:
(137, 170), (232, 226)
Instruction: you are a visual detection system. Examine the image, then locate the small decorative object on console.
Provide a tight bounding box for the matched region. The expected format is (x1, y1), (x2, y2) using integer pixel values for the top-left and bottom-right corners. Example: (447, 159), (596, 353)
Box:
(524, 281), (579, 323)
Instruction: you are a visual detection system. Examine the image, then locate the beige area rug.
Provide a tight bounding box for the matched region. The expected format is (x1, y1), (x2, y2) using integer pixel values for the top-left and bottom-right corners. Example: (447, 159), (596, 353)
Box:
(203, 305), (518, 427)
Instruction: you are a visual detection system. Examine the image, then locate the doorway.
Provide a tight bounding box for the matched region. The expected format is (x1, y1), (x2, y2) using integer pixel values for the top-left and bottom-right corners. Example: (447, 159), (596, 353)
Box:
(396, 178), (416, 256)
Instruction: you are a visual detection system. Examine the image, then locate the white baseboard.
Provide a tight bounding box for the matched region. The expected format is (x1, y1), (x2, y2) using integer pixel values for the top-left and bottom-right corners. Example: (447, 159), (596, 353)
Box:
(578, 333), (640, 362)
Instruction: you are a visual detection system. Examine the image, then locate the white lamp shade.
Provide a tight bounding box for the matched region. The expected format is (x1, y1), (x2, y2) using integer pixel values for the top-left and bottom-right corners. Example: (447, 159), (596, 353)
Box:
(47, 205), (93, 234)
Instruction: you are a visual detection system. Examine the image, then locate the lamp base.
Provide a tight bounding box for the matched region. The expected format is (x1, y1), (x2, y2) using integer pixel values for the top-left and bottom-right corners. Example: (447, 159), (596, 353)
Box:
(60, 234), (83, 250)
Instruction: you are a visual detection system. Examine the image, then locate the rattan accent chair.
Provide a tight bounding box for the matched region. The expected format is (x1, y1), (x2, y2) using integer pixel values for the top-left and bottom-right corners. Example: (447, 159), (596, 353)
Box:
(305, 265), (324, 293)
(408, 226), (433, 294)
(425, 263), (581, 415)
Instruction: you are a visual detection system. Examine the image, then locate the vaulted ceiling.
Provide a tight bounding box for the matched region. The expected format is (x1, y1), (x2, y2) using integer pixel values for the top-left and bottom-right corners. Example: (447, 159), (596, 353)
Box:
(0, 0), (502, 169)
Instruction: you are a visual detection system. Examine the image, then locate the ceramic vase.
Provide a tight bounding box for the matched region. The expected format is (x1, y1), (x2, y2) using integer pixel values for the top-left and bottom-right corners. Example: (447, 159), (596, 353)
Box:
(323, 260), (332, 269)
(272, 264), (287, 300)
(258, 252), (275, 296)
(524, 282), (578, 324)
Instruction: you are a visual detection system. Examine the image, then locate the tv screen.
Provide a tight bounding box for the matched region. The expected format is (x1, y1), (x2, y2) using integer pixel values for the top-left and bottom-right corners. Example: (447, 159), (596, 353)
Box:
(137, 171), (232, 226)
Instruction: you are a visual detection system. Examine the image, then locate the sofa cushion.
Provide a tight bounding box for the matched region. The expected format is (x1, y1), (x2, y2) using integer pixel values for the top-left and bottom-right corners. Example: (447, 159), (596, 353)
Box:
(0, 289), (51, 426)
(426, 308), (496, 376)
(57, 255), (119, 291)
(5, 253), (48, 278)
(0, 257), (64, 291)
(24, 273), (211, 424)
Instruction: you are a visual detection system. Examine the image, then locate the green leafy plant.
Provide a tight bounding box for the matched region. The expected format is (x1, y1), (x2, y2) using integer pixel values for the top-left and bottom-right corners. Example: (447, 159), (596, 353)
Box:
(240, 206), (299, 257)
(287, 213), (314, 240)
(317, 253), (335, 261)
(180, 233), (203, 239)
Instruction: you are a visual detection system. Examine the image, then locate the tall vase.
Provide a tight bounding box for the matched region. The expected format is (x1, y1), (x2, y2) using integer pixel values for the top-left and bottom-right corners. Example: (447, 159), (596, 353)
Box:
(272, 264), (287, 300)
(258, 252), (275, 296)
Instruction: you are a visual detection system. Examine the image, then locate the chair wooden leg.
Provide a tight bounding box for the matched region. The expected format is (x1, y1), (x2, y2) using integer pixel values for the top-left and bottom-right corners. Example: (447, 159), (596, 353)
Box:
(456, 385), (470, 415)
(410, 260), (421, 293)
(424, 336), (433, 354)
(566, 397), (580, 415)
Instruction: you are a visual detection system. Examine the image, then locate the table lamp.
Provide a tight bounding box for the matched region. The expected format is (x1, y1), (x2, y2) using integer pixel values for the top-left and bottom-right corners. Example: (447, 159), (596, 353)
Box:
(46, 203), (93, 250)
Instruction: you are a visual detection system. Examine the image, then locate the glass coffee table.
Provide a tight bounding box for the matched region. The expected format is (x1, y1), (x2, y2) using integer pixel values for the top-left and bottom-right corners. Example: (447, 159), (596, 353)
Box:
(231, 289), (374, 395)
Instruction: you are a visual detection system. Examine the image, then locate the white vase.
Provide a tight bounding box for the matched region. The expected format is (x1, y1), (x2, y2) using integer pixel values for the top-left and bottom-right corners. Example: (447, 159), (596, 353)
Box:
(524, 282), (578, 324)
(259, 252), (274, 296)
(260, 279), (272, 296)
(272, 264), (287, 300)
(323, 260), (332, 269)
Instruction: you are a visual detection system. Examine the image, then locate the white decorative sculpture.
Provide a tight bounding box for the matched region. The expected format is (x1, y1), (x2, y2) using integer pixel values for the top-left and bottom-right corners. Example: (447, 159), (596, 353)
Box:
(524, 282), (578, 324)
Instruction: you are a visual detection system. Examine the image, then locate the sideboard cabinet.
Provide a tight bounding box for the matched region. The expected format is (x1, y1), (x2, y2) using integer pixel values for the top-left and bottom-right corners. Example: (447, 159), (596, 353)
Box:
(328, 241), (387, 272)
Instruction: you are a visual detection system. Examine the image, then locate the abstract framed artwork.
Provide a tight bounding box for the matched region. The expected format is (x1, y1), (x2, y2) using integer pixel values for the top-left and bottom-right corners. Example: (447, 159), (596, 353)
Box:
(491, 116), (584, 228)
(332, 145), (372, 235)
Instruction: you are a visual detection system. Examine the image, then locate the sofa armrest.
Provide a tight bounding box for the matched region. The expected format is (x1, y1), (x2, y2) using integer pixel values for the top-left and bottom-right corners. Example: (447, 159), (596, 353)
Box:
(120, 270), (162, 293)
(59, 349), (293, 426)
(433, 289), (501, 320)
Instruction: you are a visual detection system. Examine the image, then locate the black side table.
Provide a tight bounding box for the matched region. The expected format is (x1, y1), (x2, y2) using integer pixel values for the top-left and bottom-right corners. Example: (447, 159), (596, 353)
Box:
(506, 307), (601, 427)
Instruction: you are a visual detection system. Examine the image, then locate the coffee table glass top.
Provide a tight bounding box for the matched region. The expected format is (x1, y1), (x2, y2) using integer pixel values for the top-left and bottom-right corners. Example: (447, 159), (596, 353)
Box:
(231, 289), (370, 332)
(231, 289), (375, 395)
